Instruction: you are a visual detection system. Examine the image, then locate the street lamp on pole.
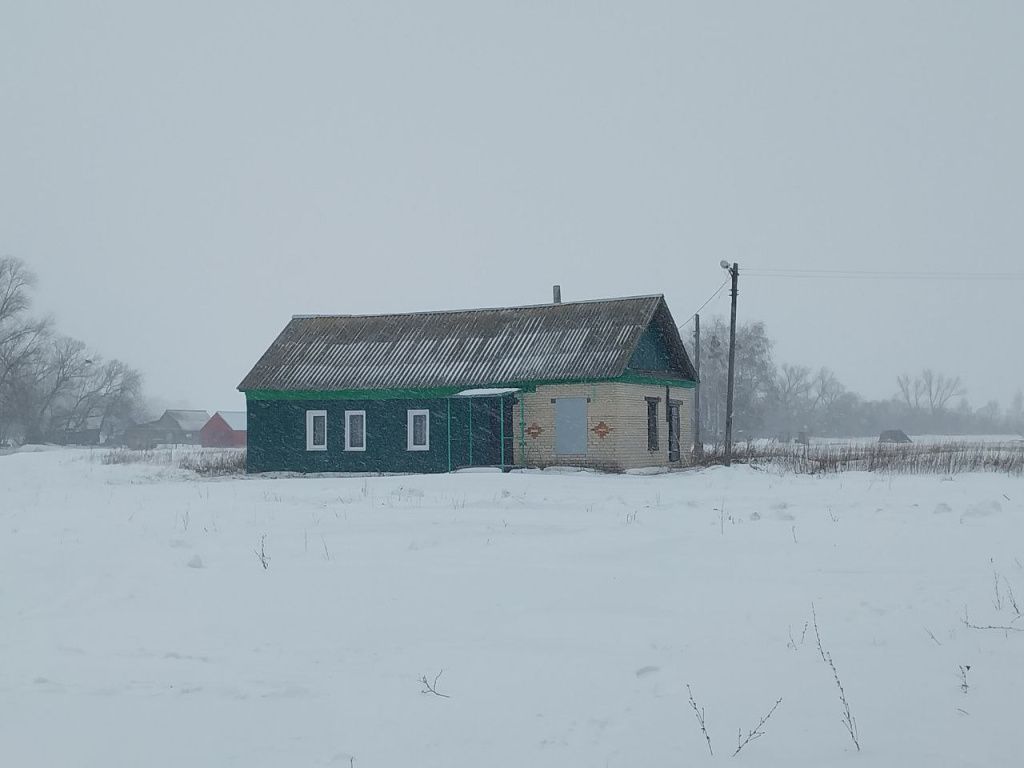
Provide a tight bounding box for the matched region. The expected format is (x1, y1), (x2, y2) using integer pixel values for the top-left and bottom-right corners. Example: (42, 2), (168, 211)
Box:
(720, 260), (739, 466)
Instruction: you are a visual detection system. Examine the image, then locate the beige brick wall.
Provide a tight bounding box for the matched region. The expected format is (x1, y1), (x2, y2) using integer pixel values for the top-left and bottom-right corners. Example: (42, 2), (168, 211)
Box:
(608, 383), (694, 470)
(511, 382), (694, 471)
(511, 382), (620, 471)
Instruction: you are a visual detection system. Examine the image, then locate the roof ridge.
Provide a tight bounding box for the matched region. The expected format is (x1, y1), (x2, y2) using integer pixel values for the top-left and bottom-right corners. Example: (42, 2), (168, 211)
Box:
(291, 294), (664, 320)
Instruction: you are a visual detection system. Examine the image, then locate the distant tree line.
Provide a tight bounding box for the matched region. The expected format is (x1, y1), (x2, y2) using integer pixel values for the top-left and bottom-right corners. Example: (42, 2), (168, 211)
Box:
(695, 316), (1024, 442)
(0, 256), (147, 445)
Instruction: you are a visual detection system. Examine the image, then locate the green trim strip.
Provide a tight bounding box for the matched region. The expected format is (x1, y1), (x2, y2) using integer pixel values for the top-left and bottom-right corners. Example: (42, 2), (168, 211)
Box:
(245, 386), (473, 401)
(243, 374), (694, 401)
(617, 373), (697, 388)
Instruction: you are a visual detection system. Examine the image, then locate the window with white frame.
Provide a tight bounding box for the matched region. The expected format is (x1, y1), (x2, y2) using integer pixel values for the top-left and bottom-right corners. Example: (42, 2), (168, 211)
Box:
(407, 409), (430, 451)
(305, 410), (327, 451)
(345, 410), (366, 451)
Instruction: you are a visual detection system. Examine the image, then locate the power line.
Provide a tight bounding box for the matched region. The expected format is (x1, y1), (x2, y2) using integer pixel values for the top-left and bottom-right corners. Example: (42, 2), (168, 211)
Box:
(679, 278), (730, 328)
(744, 268), (1024, 281)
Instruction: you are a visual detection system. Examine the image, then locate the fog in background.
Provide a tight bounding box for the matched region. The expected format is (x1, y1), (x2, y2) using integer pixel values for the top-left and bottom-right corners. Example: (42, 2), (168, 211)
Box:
(2, 2), (1021, 414)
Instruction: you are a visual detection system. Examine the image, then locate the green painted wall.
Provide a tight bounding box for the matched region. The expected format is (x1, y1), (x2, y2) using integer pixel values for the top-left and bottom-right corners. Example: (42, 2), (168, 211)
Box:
(627, 323), (672, 372)
(246, 396), (480, 474)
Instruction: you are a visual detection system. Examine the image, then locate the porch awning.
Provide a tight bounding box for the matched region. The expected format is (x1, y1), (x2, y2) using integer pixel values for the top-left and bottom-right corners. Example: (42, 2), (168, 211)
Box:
(452, 387), (520, 398)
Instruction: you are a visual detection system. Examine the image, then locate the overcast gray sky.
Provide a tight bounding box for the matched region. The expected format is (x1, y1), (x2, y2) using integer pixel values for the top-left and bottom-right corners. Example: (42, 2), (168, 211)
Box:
(2, 1), (1021, 413)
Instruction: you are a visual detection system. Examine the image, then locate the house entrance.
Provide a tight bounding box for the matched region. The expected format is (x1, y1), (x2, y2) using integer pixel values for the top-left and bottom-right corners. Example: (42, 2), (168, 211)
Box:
(454, 389), (518, 469)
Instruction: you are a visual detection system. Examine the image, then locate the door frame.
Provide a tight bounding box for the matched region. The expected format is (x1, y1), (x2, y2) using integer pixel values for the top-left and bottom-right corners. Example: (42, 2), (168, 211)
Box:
(667, 400), (681, 463)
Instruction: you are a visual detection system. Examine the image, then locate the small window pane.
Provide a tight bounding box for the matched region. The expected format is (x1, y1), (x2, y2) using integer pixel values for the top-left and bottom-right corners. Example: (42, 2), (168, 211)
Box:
(407, 409), (430, 450)
(647, 400), (659, 451)
(306, 410), (328, 451)
(347, 412), (365, 450)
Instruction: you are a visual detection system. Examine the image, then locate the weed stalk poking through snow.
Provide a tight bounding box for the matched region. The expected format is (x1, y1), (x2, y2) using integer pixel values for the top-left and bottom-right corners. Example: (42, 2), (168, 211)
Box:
(420, 669), (450, 698)
(686, 684), (713, 756)
(732, 697), (782, 757)
(812, 603), (860, 751)
(254, 534), (269, 570)
(961, 605), (1024, 635)
(958, 664), (970, 693)
(787, 621), (809, 650)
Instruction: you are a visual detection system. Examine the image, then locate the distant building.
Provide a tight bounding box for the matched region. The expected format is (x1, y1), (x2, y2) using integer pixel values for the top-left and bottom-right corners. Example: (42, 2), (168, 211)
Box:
(124, 410), (211, 449)
(239, 293), (698, 474)
(879, 429), (912, 444)
(57, 415), (104, 446)
(54, 415), (129, 446)
(201, 411), (247, 448)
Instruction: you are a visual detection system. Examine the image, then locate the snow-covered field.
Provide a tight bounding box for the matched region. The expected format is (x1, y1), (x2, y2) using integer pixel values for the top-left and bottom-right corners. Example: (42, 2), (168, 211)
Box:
(2, 450), (1023, 767)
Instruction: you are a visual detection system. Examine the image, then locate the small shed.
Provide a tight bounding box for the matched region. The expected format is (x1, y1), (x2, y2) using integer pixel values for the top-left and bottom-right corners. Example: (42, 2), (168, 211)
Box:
(879, 429), (912, 444)
(201, 411), (247, 448)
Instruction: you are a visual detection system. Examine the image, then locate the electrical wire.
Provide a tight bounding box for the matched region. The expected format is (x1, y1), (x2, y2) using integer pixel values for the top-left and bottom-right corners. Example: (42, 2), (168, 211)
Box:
(678, 278), (730, 328)
(743, 268), (1024, 281)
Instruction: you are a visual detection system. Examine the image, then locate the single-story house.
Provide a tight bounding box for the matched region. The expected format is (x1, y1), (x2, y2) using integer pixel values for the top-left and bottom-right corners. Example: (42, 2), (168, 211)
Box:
(201, 411), (247, 448)
(124, 409), (211, 449)
(238, 293), (698, 474)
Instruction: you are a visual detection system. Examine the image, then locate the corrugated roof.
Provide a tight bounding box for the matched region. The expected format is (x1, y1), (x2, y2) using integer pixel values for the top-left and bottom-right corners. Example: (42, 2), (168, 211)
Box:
(215, 411), (247, 431)
(239, 295), (694, 392)
(164, 410), (212, 432)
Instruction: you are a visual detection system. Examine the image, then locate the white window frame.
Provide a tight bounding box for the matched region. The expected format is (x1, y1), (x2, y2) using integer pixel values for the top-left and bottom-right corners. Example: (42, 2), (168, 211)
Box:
(345, 410), (367, 452)
(305, 409), (328, 451)
(406, 409), (430, 451)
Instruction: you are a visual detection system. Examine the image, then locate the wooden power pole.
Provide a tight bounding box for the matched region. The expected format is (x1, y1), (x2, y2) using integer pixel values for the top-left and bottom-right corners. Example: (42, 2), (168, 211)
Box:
(724, 262), (739, 466)
(693, 313), (703, 460)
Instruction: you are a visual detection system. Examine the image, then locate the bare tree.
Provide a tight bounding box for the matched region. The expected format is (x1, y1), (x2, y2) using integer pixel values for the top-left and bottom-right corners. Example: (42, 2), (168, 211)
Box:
(920, 369), (964, 415)
(775, 364), (813, 424)
(51, 358), (143, 437)
(811, 368), (845, 412)
(896, 373), (924, 411)
(12, 336), (95, 442)
(0, 257), (51, 442)
(0, 256), (145, 444)
(0, 256), (35, 327)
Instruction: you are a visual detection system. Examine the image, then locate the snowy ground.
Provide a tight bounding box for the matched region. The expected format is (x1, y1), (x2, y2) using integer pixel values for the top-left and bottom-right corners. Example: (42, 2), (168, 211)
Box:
(2, 450), (1023, 767)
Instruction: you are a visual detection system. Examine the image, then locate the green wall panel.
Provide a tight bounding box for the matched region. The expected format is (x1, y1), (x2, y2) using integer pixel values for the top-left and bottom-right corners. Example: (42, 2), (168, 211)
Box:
(246, 396), (477, 474)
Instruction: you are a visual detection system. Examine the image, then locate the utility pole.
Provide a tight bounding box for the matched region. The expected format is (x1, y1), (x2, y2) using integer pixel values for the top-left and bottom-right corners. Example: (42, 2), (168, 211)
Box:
(722, 261), (739, 466)
(693, 313), (703, 460)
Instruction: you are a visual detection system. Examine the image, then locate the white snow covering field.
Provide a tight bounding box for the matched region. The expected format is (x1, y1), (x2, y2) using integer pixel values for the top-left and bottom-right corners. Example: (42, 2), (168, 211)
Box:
(2, 450), (1023, 767)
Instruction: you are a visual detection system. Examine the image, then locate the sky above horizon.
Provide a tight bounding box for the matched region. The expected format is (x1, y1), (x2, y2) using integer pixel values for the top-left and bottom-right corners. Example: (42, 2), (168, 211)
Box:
(2, 2), (1022, 414)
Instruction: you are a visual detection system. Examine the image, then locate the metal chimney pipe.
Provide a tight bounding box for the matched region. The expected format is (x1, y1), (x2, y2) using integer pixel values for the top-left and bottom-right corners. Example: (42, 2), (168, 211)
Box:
(553, 285), (562, 304)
